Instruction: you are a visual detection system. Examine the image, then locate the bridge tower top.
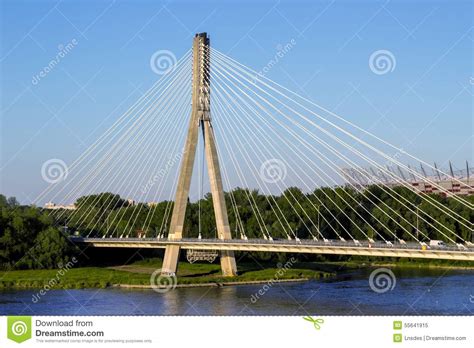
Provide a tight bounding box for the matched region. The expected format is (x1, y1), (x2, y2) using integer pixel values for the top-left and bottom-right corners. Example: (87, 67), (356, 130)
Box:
(193, 32), (210, 121)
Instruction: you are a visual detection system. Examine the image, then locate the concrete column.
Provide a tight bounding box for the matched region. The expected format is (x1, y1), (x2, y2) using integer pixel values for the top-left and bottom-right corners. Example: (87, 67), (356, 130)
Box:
(161, 34), (202, 275)
(203, 120), (237, 276)
(161, 33), (237, 276)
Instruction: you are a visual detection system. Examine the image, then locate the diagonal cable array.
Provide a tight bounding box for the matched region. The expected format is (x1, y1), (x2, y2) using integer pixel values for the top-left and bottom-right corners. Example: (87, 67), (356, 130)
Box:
(36, 44), (472, 247)
(38, 51), (192, 238)
(208, 47), (473, 246)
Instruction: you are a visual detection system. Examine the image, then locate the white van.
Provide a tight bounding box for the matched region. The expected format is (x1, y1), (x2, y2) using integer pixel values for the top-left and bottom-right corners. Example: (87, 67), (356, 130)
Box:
(429, 240), (446, 247)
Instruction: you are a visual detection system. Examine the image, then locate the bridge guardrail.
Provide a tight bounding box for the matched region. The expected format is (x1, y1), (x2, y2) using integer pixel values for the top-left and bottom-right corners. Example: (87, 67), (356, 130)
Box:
(70, 237), (473, 253)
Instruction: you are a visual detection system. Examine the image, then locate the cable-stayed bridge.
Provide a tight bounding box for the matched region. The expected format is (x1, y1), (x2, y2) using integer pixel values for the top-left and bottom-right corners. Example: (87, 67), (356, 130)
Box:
(36, 33), (474, 275)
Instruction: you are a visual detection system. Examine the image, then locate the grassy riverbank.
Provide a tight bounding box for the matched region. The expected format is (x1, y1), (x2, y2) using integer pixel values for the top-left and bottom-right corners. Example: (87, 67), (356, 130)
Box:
(0, 259), (333, 290)
(1, 257), (472, 290)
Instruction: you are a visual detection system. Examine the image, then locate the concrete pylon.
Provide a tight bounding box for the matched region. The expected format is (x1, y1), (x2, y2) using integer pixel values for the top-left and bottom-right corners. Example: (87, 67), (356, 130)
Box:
(161, 33), (237, 277)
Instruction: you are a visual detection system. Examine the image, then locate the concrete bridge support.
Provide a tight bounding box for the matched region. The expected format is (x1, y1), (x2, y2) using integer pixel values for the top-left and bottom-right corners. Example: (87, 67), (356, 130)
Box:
(161, 33), (237, 276)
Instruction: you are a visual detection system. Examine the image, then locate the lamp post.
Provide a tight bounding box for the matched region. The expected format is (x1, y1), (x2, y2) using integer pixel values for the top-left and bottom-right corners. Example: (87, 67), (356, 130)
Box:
(416, 204), (420, 240)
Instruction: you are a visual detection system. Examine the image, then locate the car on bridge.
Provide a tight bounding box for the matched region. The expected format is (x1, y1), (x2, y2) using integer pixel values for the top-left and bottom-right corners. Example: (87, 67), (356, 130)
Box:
(429, 240), (446, 248)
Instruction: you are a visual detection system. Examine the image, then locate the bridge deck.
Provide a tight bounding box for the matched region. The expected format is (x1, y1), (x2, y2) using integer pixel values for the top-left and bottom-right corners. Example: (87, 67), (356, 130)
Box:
(70, 238), (474, 261)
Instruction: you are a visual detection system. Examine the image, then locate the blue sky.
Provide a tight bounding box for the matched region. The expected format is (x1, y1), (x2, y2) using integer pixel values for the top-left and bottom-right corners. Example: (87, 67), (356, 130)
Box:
(0, 0), (472, 204)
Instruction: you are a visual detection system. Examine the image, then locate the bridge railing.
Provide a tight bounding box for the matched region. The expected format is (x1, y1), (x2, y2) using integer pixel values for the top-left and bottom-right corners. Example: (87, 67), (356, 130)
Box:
(70, 237), (473, 252)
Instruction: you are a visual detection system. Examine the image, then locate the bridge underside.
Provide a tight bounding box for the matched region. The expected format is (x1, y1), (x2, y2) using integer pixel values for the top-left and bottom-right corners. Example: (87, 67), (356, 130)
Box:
(72, 238), (474, 262)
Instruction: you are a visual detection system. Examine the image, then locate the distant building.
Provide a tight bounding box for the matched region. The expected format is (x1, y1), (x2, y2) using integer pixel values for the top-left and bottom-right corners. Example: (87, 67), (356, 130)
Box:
(341, 162), (473, 197)
(44, 202), (76, 210)
(147, 202), (159, 207)
(127, 199), (136, 206)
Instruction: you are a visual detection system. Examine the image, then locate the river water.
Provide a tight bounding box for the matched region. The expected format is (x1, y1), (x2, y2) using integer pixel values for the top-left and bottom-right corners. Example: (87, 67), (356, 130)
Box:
(1, 268), (473, 315)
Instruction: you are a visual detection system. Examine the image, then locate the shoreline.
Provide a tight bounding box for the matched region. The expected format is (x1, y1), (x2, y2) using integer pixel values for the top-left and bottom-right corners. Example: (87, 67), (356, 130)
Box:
(112, 277), (310, 290)
(0, 277), (311, 291)
(0, 276), (314, 291)
(344, 262), (474, 270)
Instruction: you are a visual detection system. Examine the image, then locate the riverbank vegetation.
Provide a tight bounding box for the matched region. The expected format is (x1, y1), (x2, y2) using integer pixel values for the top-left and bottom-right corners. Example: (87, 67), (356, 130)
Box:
(57, 187), (473, 244)
(0, 259), (333, 290)
(0, 188), (472, 274)
(0, 195), (76, 270)
(1, 257), (471, 291)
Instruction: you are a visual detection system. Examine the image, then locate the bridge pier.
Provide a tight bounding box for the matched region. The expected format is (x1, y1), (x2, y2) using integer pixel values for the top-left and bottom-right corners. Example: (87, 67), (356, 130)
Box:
(162, 245), (180, 275)
(161, 33), (237, 277)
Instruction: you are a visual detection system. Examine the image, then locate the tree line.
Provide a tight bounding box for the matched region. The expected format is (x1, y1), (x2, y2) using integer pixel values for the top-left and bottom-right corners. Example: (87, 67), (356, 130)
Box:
(59, 186), (473, 243)
(1, 186), (472, 270)
(0, 195), (76, 270)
